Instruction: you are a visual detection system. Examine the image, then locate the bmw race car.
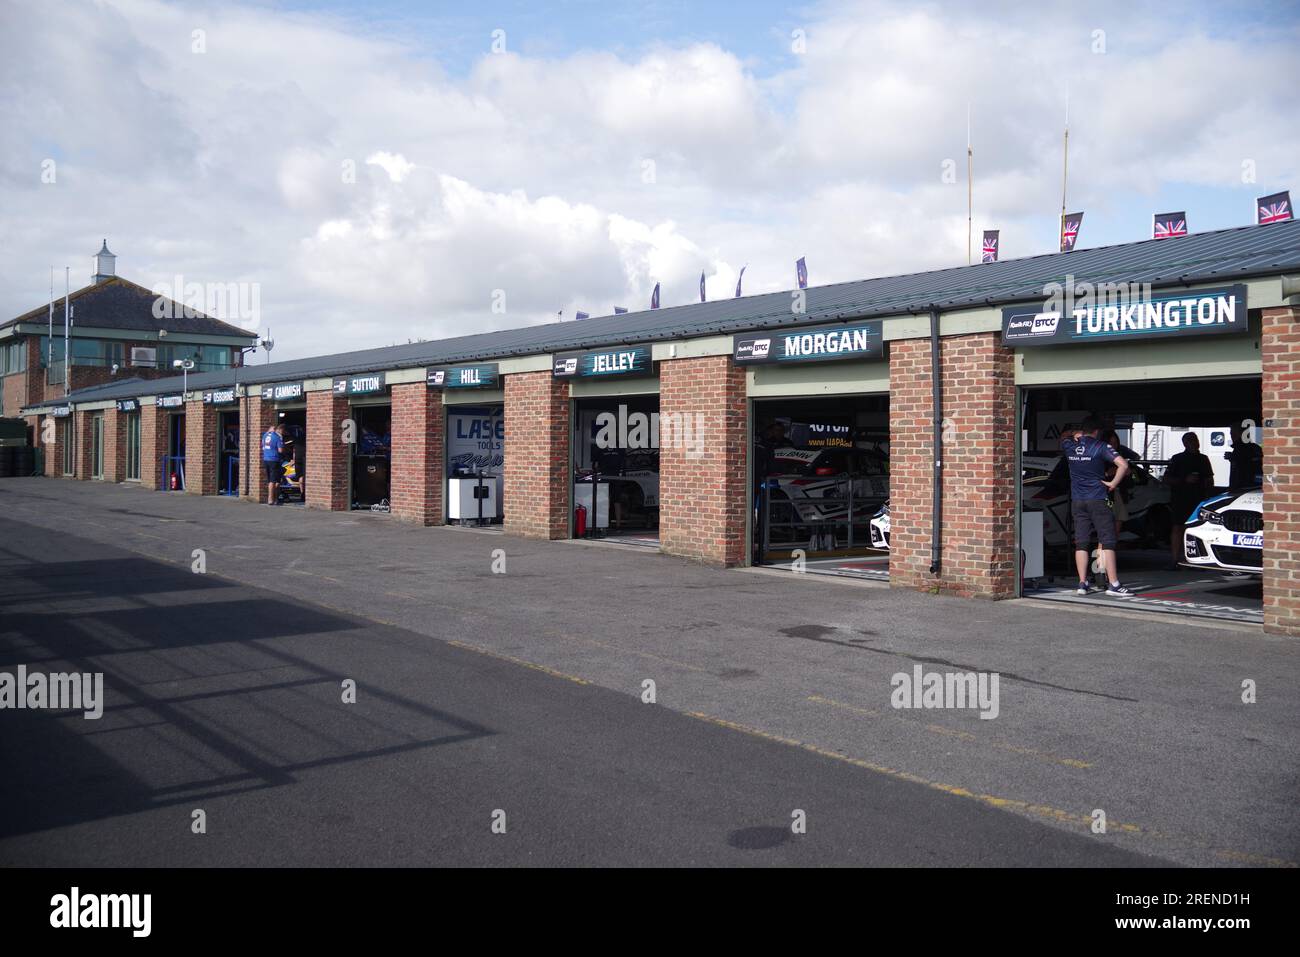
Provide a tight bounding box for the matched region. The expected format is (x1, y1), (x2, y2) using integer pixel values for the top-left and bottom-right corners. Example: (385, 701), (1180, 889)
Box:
(868, 501), (889, 549)
(1182, 487), (1263, 575)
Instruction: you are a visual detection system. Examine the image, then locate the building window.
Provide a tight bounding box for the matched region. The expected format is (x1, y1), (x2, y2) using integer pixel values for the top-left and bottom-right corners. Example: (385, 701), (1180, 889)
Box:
(1, 340), (27, 375)
(126, 412), (141, 480)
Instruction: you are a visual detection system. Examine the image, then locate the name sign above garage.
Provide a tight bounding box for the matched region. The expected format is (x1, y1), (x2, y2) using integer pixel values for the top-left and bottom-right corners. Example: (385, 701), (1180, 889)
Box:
(333, 372), (387, 396)
(155, 394), (185, 409)
(732, 321), (884, 365)
(427, 364), (500, 389)
(115, 399), (139, 413)
(261, 382), (304, 402)
(552, 346), (653, 378)
(1001, 284), (1248, 347)
(203, 388), (237, 405)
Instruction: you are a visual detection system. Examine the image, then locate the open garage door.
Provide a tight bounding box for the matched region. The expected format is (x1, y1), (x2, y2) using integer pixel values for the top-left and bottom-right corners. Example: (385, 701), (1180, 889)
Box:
(1019, 377), (1263, 624)
(752, 394), (890, 580)
(571, 394), (660, 547)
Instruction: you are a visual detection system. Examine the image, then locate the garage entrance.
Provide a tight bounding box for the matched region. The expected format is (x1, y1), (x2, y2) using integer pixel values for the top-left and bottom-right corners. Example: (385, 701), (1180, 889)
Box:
(351, 401), (391, 511)
(571, 394), (660, 547)
(164, 411), (186, 491)
(446, 403), (504, 525)
(217, 409), (240, 495)
(274, 407), (306, 505)
(751, 394), (890, 579)
(1018, 376), (1263, 624)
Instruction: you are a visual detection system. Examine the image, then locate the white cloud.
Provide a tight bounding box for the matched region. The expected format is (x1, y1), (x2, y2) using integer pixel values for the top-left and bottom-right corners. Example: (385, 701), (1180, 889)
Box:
(0, 0), (1296, 359)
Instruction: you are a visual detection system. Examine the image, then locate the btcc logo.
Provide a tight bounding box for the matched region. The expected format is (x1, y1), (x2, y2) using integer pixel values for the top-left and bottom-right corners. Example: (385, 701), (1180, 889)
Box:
(1007, 312), (1060, 338)
(750, 338), (771, 358)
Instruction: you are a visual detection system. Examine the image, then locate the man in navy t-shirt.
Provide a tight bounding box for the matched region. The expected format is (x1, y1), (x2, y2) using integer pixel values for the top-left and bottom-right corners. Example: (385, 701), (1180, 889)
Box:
(1061, 417), (1130, 596)
(261, 423), (286, 506)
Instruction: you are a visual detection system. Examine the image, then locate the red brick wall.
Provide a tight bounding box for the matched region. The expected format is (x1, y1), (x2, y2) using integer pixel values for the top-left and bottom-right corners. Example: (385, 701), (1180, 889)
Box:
(390, 383), (445, 526)
(102, 407), (127, 482)
(41, 415), (62, 476)
(241, 395), (276, 501)
(889, 332), (1018, 598)
(1262, 305), (1299, 635)
(306, 389), (350, 511)
(139, 403), (171, 490)
(659, 356), (748, 565)
(503, 371), (569, 539)
(184, 398), (218, 495)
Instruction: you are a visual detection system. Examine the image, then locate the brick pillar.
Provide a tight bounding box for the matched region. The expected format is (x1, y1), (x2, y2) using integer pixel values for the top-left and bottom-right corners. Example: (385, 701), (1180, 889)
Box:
(306, 389), (350, 511)
(889, 332), (1018, 598)
(390, 383), (445, 526)
(42, 415), (61, 476)
(1262, 305), (1300, 636)
(184, 398), (218, 495)
(102, 407), (127, 483)
(139, 402), (169, 490)
(659, 356), (748, 565)
(241, 394), (276, 501)
(503, 371), (569, 539)
(73, 409), (94, 480)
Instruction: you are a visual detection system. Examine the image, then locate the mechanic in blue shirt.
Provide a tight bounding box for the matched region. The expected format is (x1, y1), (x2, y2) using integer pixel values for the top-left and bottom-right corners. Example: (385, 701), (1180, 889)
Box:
(261, 422), (287, 506)
(1061, 417), (1131, 596)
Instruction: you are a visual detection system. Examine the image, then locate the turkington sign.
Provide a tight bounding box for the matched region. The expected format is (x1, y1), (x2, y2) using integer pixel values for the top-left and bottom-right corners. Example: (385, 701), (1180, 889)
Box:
(733, 320), (884, 365)
(1001, 284), (1248, 347)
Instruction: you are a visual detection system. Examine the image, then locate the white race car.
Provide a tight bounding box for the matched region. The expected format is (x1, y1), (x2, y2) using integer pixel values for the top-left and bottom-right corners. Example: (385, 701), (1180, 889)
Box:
(1182, 488), (1263, 575)
(868, 502), (890, 549)
(766, 447), (889, 523)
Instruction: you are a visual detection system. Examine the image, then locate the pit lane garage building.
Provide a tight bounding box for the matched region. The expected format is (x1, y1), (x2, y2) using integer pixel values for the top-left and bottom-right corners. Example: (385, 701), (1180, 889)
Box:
(16, 220), (1300, 636)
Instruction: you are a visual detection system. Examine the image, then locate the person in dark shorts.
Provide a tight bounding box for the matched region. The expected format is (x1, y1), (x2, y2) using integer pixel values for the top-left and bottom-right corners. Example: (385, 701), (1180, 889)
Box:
(261, 423), (287, 506)
(1164, 432), (1215, 567)
(1061, 417), (1130, 596)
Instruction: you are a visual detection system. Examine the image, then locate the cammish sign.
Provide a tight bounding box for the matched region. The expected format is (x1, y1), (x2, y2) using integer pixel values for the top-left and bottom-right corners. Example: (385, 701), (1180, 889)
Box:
(155, 394), (185, 409)
(260, 382), (304, 402)
(732, 321), (884, 365)
(552, 346), (653, 378)
(427, 364), (500, 389)
(203, 388), (237, 405)
(1001, 284), (1248, 347)
(333, 372), (386, 396)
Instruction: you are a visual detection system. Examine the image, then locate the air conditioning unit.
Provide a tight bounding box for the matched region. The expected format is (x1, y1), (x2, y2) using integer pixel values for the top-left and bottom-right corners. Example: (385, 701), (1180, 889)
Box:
(130, 347), (157, 368)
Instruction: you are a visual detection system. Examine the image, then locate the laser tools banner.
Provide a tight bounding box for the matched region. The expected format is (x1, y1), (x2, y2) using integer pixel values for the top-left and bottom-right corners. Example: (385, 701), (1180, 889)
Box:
(1001, 284), (1248, 347)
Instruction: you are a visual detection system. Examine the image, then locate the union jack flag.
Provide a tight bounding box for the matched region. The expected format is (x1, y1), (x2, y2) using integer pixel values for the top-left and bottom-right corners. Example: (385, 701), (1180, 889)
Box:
(1060, 212), (1083, 252)
(1257, 190), (1292, 225)
(981, 229), (999, 263)
(1153, 211), (1187, 240)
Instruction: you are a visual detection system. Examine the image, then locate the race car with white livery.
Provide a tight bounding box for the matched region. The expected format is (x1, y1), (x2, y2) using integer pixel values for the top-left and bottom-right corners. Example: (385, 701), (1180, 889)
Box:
(765, 447), (889, 525)
(1181, 487), (1263, 575)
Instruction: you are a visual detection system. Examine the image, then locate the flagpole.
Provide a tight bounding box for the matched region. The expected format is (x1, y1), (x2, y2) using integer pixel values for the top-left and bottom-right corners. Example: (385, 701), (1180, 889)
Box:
(47, 267), (54, 382)
(966, 103), (973, 266)
(64, 266), (70, 398)
(1060, 88), (1069, 250)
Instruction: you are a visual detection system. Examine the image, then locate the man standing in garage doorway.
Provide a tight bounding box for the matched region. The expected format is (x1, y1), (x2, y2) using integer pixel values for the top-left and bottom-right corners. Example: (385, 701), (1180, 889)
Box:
(1165, 432), (1214, 568)
(1225, 422), (1264, 490)
(1062, 417), (1131, 596)
(261, 422), (287, 506)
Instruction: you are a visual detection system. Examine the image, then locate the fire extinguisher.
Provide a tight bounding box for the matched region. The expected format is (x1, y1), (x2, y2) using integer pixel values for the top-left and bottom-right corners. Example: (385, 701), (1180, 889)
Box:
(575, 503), (587, 537)
(170, 470), (179, 491)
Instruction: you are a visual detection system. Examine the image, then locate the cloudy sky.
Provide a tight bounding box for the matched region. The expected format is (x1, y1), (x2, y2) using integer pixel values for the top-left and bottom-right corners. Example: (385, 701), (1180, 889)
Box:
(2, 0), (1297, 359)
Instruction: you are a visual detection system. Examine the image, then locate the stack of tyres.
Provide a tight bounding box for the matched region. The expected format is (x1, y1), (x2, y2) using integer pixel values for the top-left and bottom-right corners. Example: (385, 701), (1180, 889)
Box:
(13, 447), (35, 476)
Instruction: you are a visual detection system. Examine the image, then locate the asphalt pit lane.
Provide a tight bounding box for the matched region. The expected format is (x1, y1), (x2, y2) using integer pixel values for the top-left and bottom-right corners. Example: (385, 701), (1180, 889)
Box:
(716, 668), (759, 680)
(727, 826), (792, 850)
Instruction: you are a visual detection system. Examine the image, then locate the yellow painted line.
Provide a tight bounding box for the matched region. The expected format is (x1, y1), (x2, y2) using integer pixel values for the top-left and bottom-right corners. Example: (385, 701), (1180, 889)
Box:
(807, 694), (880, 717)
(688, 709), (1132, 831)
(923, 724), (1093, 769)
(446, 640), (591, 686)
(806, 694), (1091, 768)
